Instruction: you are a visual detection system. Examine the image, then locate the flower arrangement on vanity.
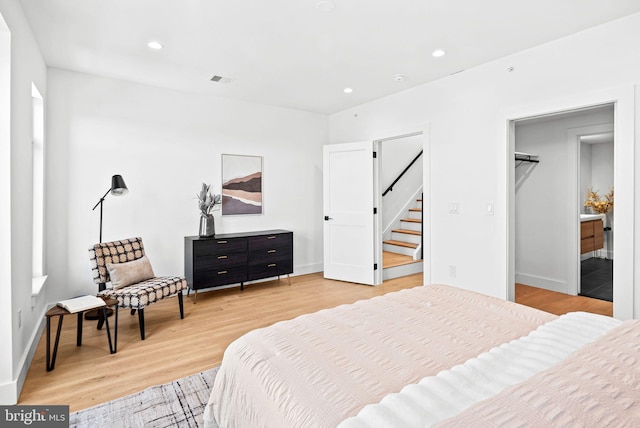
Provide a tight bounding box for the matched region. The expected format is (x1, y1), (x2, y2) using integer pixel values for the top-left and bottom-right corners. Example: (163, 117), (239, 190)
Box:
(584, 187), (614, 214)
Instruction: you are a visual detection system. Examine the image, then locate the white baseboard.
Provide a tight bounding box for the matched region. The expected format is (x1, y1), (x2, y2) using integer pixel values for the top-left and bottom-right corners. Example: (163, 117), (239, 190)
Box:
(293, 263), (323, 276)
(515, 273), (568, 294)
(0, 379), (17, 405)
(0, 307), (46, 405)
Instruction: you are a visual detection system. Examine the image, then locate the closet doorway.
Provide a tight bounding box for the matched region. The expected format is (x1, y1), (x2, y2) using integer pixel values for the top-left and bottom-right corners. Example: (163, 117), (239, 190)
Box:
(504, 87), (635, 320)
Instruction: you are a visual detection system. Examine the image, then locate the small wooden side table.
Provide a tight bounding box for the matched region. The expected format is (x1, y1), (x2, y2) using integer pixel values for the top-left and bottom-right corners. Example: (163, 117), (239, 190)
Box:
(45, 296), (118, 371)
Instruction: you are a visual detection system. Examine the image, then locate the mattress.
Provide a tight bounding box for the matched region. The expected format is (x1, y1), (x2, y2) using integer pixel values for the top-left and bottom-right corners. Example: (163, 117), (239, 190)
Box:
(204, 284), (556, 428)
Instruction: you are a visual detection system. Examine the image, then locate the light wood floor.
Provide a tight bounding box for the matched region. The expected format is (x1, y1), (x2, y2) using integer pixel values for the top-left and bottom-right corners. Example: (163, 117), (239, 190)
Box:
(515, 283), (612, 316)
(18, 274), (612, 411)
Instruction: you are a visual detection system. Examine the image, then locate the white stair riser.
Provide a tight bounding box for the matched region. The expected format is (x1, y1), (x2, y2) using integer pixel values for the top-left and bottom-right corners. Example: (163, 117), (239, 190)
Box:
(383, 243), (415, 256)
(391, 232), (421, 244)
(383, 261), (423, 280)
(408, 210), (422, 219)
(400, 221), (422, 232)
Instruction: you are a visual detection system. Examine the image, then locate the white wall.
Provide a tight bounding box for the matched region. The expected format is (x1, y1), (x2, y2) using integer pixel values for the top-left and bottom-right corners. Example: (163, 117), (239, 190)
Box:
(46, 69), (327, 303)
(514, 109), (614, 293)
(0, 0), (48, 404)
(590, 142), (615, 198)
(329, 12), (640, 307)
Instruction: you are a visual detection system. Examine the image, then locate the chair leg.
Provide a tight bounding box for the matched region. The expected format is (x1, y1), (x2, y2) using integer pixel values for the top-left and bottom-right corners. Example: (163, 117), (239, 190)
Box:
(138, 308), (145, 340)
(178, 292), (184, 319)
(131, 309), (136, 316)
(97, 315), (105, 331)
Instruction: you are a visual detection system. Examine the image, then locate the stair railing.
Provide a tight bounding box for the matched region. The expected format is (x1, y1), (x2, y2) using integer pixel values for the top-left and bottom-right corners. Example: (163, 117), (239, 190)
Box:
(382, 150), (423, 197)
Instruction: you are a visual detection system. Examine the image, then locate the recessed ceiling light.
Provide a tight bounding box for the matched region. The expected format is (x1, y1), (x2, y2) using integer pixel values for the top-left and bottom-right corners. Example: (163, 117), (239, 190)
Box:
(343, 88), (353, 94)
(432, 49), (446, 58)
(393, 74), (407, 82)
(148, 41), (163, 50)
(316, 1), (336, 13)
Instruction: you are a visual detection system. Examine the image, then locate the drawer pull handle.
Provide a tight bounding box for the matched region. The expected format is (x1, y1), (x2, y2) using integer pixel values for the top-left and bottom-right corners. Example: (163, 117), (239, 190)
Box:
(267, 250), (277, 253)
(268, 263), (277, 267)
(267, 236), (276, 240)
(218, 255), (228, 259)
(217, 240), (228, 244)
(218, 271), (228, 275)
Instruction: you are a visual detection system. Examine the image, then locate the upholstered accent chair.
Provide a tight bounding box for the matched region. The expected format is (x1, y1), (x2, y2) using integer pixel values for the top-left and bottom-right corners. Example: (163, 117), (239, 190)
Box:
(89, 237), (185, 340)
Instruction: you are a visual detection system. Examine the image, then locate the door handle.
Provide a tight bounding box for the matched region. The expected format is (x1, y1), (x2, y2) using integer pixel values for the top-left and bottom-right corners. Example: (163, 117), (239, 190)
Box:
(324, 216), (333, 221)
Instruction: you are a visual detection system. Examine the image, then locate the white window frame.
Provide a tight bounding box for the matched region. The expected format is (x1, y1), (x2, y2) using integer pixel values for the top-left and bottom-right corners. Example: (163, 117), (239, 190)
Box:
(31, 83), (46, 296)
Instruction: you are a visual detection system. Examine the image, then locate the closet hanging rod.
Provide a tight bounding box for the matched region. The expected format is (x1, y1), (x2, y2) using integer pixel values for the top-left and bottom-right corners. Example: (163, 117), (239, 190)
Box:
(514, 152), (540, 163)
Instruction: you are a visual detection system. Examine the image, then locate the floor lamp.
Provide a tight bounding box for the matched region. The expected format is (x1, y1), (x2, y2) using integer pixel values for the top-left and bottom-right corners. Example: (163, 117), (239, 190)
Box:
(86, 174), (128, 320)
(92, 174), (129, 246)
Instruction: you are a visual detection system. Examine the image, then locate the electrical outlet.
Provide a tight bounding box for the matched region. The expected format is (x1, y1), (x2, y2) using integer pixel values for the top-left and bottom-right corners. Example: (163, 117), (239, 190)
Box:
(18, 308), (22, 329)
(449, 265), (457, 278)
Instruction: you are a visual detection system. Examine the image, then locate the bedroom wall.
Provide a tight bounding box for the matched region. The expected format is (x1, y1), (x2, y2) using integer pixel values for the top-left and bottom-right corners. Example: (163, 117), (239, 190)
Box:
(328, 12), (640, 309)
(45, 69), (327, 304)
(514, 108), (614, 294)
(0, 0), (48, 404)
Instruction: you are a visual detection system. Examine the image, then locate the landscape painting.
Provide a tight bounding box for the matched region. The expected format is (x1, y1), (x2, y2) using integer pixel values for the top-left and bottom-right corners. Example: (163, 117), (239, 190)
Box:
(222, 154), (263, 215)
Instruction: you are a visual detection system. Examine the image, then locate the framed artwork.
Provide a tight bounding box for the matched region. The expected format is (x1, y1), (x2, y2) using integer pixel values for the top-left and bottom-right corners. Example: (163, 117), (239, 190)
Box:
(222, 154), (263, 215)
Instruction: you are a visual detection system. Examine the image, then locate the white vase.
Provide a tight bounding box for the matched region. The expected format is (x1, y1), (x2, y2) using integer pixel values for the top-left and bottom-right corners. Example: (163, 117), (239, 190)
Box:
(199, 215), (215, 237)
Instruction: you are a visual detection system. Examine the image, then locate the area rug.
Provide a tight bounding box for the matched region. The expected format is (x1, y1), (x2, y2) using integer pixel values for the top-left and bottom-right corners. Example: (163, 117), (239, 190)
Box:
(69, 366), (219, 428)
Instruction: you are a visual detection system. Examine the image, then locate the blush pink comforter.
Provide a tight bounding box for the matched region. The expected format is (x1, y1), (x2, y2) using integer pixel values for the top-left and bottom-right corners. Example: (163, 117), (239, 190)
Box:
(205, 284), (556, 428)
(440, 320), (640, 427)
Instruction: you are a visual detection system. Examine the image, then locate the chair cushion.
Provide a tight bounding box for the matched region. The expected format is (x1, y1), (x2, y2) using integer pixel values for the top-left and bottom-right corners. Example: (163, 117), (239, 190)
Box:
(107, 255), (155, 289)
(100, 276), (187, 309)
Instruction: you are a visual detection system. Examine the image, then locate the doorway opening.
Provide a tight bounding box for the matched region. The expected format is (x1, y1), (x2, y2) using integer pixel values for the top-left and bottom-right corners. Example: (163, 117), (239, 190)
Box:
(505, 91), (636, 320)
(376, 133), (424, 281)
(578, 127), (614, 302)
(513, 104), (614, 314)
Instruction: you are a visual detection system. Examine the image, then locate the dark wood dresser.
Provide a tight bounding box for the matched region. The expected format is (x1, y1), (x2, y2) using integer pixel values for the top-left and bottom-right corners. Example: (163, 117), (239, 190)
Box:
(184, 229), (293, 302)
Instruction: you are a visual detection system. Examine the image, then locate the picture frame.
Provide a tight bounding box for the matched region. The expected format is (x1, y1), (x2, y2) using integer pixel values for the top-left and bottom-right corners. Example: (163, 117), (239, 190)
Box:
(221, 154), (263, 215)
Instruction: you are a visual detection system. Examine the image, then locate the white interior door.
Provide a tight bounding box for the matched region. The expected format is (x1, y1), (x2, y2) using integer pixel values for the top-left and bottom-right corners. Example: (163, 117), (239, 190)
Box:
(323, 142), (376, 285)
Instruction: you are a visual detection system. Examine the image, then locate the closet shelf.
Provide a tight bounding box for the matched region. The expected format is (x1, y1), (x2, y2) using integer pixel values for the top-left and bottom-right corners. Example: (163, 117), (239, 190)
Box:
(515, 151), (540, 164)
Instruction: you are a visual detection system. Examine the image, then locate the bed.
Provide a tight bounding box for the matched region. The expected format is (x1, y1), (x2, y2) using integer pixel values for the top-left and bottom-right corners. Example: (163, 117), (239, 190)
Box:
(203, 284), (639, 427)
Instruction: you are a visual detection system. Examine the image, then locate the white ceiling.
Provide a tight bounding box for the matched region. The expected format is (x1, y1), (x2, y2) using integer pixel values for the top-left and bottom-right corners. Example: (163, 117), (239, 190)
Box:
(18, 0), (640, 114)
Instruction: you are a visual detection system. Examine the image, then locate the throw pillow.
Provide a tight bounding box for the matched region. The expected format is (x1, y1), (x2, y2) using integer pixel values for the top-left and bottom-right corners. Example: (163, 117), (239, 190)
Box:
(106, 255), (155, 289)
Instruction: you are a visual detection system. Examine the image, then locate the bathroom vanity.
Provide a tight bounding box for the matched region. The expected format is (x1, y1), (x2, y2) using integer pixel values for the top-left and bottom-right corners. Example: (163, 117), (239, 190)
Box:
(580, 214), (604, 254)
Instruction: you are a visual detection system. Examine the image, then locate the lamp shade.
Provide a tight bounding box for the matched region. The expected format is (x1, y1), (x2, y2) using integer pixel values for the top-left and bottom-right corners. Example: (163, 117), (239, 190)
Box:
(110, 174), (128, 196)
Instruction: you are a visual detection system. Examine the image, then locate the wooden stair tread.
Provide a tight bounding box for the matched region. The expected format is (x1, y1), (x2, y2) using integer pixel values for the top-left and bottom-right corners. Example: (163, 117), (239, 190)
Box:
(401, 218), (422, 223)
(392, 229), (421, 236)
(384, 240), (419, 249)
(382, 251), (422, 269)
(409, 208), (422, 212)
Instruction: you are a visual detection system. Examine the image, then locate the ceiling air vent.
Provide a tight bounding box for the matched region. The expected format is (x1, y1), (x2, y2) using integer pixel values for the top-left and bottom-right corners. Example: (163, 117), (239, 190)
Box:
(210, 75), (233, 84)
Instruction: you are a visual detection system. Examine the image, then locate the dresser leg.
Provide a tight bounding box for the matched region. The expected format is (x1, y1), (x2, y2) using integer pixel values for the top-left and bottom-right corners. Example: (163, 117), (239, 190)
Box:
(287, 274), (291, 286)
(193, 290), (198, 304)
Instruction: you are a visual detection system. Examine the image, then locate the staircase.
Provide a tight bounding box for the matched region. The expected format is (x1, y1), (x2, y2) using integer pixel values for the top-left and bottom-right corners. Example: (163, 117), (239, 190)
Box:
(382, 198), (424, 280)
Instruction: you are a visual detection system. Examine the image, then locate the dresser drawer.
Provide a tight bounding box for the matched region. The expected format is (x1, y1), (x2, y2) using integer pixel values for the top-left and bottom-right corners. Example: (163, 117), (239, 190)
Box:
(194, 266), (247, 287)
(247, 259), (293, 281)
(194, 237), (246, 255)
(248, 232), (293, 251)
(248, 245), (293, 265)
(197, 252), (247, 269)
